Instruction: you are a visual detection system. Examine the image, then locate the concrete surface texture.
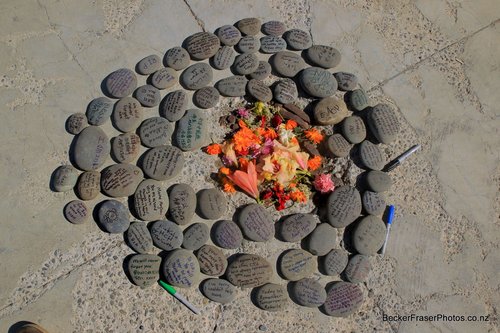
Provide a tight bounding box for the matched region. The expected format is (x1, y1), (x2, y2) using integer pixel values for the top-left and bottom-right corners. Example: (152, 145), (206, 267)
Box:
(0, 0), (498, 332)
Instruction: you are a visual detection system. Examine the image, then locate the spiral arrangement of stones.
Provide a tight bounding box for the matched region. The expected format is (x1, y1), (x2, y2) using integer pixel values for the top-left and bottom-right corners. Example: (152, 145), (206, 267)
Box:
(52, 17), (401, 317)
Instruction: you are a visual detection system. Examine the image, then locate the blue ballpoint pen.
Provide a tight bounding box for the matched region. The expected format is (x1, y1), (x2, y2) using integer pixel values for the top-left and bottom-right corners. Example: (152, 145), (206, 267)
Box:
(381, 205), (395, 256)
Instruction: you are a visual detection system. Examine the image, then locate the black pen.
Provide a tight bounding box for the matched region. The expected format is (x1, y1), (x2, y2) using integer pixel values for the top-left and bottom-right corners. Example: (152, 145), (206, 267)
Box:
(384, 144), (421, 172)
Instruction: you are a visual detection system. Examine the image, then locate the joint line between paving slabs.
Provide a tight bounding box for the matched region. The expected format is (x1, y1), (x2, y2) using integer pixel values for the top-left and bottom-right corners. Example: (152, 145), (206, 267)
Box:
(183, 0), (206, 32)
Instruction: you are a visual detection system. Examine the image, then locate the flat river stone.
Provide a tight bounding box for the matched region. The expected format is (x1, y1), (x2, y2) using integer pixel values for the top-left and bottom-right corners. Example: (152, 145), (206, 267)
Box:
(136, 54), (161, 75)
(255, 283), (288, 312)
(74, 126), (110, 171)
(216, 76), (248, 97)
(236, 18), (261, 36)
(346, 89), (369, 111)
(279, 249), (316, 281)
(168, 183), (196, 225)
(212, 46), (236, 70)
(196, 244), (227, 276)
(362, 191), (386, 215)
(292, 278), (327, 307)
(113, 97), (143, 133)
(53, 165), (79, 192)
(106, 68), (137, 98)
(314, 96), (348, 125)
(198, 188), (227, 219)
(260, 36), (286, 53)
(175, 109), (208, 151)
(112, 132), (140, 163)
(76, 170), (101, 200)
(273, 78), (298, 104)
(66, 113), (87, 134)
(87, 97), (113, 125)
(280, 213), (316, 242)
(238, 204), (274, 242)
(326, 134), (352, 158)
(165, 47), (190, 70)
(202, 278), (236, 304)
(366, 170), (392, 192)
(342, 116), (366, 144)
(250, 61), (271, 80)
(306, 45), (341, 69)
(322, 249), (349, 276)
(98, 199), (130, 233)
(272, 51), (305, 77)
(236, 36), (260, 53)
(306, 223), (337, 256)
(162, 249), (200, 288)
(326, 186), (362, 228)
(300, 67), (337, 98)
(127, 254), (161, 288)
(213, 220), (243, 249)
(64, 200), (89, 224)
(216, 25), (241, 46)
(126, 222), (154, 254)
(334, 72), (358, 91)
(185, 32), (220, 60)
(139, 117), (173, 148)
(226, 254), (272, 288)
(345, 254), (371, 283)
(142, 145), (184, 181)
(193, 86), (220, 109)
(284, 29), (312, 50)
(181, 63), (213, 90)
(151, 67), (177, 90)
(247, 79), (272, 102)
(359, 141), (385, 170)
(134, 179), (168, 221)
(150, 220), (183, 251)
(233, 53), (259, 75)
(324, 282), (364, 317)
(262, 21), (286, 36)
(101, 163), (143, 197)
(182, 223), (209, 250)
(353, 215), (387, 255)
(160, 90), (188, 122)
(367, 104), (400, 144)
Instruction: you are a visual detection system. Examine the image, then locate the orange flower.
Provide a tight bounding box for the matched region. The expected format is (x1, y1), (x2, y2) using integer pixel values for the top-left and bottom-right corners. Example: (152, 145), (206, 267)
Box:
(285, 120), (298, 130)
(289, 182), (297, 188)
(290, 190), (307, 202)
(205, 143), (222, 155)
(223, 182), (236, 193)
(238, 119), (248, 128)
(263, 128), (278, 140)
(219, 167), (230, 175)
(233, 126), (261, 153)
(227, 161), (260, 199)
(304, 128), (324, 144)
(290, 137), (299, 146)
(307, 155), (322, 171)
(238, 158), (249, 171)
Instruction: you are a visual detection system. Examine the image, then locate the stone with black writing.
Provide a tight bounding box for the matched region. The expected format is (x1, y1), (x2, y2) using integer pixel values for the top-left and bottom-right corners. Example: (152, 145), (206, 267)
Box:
(165, 47), (190, 70)
(112, 132), (140, 163)
(126, 222), (154, 254)
(362, 191), (386, 216)
(280, 213), (317, 242)
(139, 117), (173, 148)
(162, 249), (200, 288)
(193, 86), (220, 109)
(292, 278), (327, 308)
(151, 67), (177, 90)
(213, 220), (243, 249)
(100, 163), (143, 198)
(233, 53), (259, 75)
(87, 97), (113, 126)
(113, 97), (143, 133)
(137, 55), (161, 75)
(279, 249), (316, 281)
(160, 90), (188, 122)
(197, 188), (227, 220)
(127, 254), (161, 288)
(238, 204), (274, 242)
(216, 76), (248, 97)
(306, 45), (341, 69)
(175, 109), (208, 151)
(342, 116), (366, 144)
(226, 254), (272, 288)
(168, 183), (196, 225)
(151, 220), (183, 251)
(53, 165), (79, 192)
(236, 36), (260, 53)
(181, 63), (213, 90)
(185, 32), (220, 60)
(273, 78), (298, 104)
(327, 186), (362, 228)
(66, 113), (87, 134)
(262, 20), (286, 36)
(255, 283), (288, 312)
(260, 36), (286, 53)
(216, 25), (241, 46)
(212, 46), (236, 70)
(236, 18), (261, 36)
(353, 215), (387, 255)
(326, 134), (352, 158)
(359, 141), (385, 171)
(314, 96), (348, 125)
(64, 200), (89, 224)
(365, 170), (392, 192)
(76, 170), (101, 200)
(300, 67), (337, 98)
(306, 223), (337, 256)
(247, 79), (272, 102)
(324, 282), (363, 317)
(196, 244), (227, 276)
(272, 51), (305, 77)
(250, 61), (272, 80)
(134, 179), (168, 221)
(345, 254), (371, 283)
(284, 29), (312, 50)
(201, 278), (236, 304)
(98, 199), (130, 233)
(322, 249), (349, 276)
(142, 145), (184, 181)
(367, 104), (400, 144)
(105, 68), (137, 98)
(74, 126), (110, 171)
(346, 89), (369, 112)
(334, 72), (358, 91)
(182, 223), (209, 250)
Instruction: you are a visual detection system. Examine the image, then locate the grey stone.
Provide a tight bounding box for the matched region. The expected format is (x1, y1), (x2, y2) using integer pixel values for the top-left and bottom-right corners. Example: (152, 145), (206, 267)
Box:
(367, 104), (400, 144)
(236, 18), (261, 36)
(216, 76), (248, 97)
(247, 79), (272, 102)
(255, 283), (288, 312)
(345, 254), (372, 283)
(53, 165), (79, 192)
(306, 223), (337, 256)
(359, 141), (386, 171)
(180, 63), (213, 90)
(64, 200), (89, 224)
(150, 220), (183, 251)
(306, 45), (341, 69)
(353, 215), (387, 255)
(182, 223), (209, 250)
(334, 72), (358, 91)
(272, 51), (305, 77)
(226, 254), (272, 288)
(238, 204), (274, 242)
(175, 109), (208, 151)
(87, 97), (113, 125)
(137, 55), (161, 75)
(279, 249), (316, 281)
(165, 47), (190, 70)
(113, 97), (143, 133)
(134, 179), (168, 221)
(365, 170), (392, 192)
(74, 126), (110, 171)
(233, 53), (259, 75)
(273, 78), (298, 104)
(162, 249), (200, 288)
(126, 222), (154, 254)
(76, 171), (100, 200)
(139, 117), (173, 148)
(250, 61), (272, 80)
(284, 29), (312, 50)
(346, 89), (369, 112)
(160, 90), (188, 122)
(236, 36), (260, 53)
(322, 249), (349, 276)
(127, 254), (161, 288)
(101, 163), (143, 197)
(112, 132), (141, 163)
(213, 220), (243, 249)
(313, 96), (348, 125)
(151, 67), (177, 90)
(197, 188), (227, 220)
(260, 36), (286, 53)
(193, 86), (220, 109)
(196, 244), (227, 276)
(201, 278), (236, 304)
(342, 116), (366, 144)
(66, 113), (87, 135)
(362, 191), (386, 216)
(216, 25), (241, 46)
(142, 145), (184, 181)
(326, 186), (362, 228)
(292, 278), (327, 307)
(105, 68), (137, 98)
(168, 183), (196, 225)
(280, 213), (317, 242)
(135, 84), (161, 107)
(98, 199), (130, 233)
(185, 32), (220, 60)
(326, 134), (352, 158)
(212, 46), (236, 70)
(262, 21), (286, 36)
(324, 282), (364, 317)
(300, 67), (337, 98)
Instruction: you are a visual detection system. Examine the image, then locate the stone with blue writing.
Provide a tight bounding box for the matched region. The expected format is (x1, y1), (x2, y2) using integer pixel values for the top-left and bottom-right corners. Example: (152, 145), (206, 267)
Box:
(216, 25), (241, 46)
(168, 183), (196, 225)
(137, 55), (161, 75)
(367, 104), (400, 144)
(185, 32), (220, 60)
(306, 45), (341, 69)
(238, 204), (274, 242)
(126, 222), (154, 254)
(142, 145), (184, 181)
(53, 165), (79, 192)
(236, 36), (260, 53)
(175, 109), (208, 151)
(324, 282), (364, 317)
(260, 36), (286, 53)
(127, 254), (161, 288)
(193, 86), (220, 109)
(322, 249), (348, 276)
(112, 132), (141, 163)
(247, 79), (272, 102)
(359, 140), (385, 171)
(201, 278), (236, 304)
(134, 179), (168, 221)
(181, 63), (213, 90)
(150, 220), (183, 251)
(216, 76), (248, 97)
(182, 223), (209, 250)
(101, 163), (143, 197)
(165, 47), (190, 70)
(280, 213), (317, 242)
(197, 188), (227, 220)
(139, 117), (173, 148)
(362, 191), (386, 216)
(346, 89), (369, 112)
(327, 186), (362, 228)
(255, 283), (288, 312)
(160, 90), (188, 122)
(98, 199), (130, 233)
(273, 78), (298, 104)
(113, 97), (143, 133)
(342, 116), (366, 144)
(291, 278), (327, 307)
(135, 84), (161, 107)
(151, 67), (177, 90)
(233, 53), (259, 75)
(284, 29), (312, 50)
(236, 18), (261, 36)
(262, 21), (286, 36)
(212, 46), (236, 70)
(353, 215), (387, 255)
(64, 200), (89, 224)
(87, 97), (113, 125)
(300, 67), (337, 98)
(162, 249), (200, 288)
(226, 254), (272, 288)
(76, 170), (101, 200)
(250, 61), (272, 80)
(212, 220), (243, 249)
(345, 254), (371, 283)
(74, 126), (110, 171)
(196, 244), (227, 276)
(272, 51), (305, 77)
(279, 249), (316, 281)
(105, 68), (137, 98)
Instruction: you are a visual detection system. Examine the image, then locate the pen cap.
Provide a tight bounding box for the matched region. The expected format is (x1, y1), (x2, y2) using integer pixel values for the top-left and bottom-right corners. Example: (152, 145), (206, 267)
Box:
(387, 205), (395, 225)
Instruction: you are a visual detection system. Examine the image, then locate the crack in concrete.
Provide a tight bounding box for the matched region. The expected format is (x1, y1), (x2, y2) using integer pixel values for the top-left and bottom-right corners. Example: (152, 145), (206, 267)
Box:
(182, 0), (206, 32)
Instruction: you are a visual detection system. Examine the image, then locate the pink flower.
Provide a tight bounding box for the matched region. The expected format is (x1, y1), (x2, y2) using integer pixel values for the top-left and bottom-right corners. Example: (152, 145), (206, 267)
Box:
(237, 108), (250, 118)
(226, 161), (260, 199)
(261, 138), (274, 155)
(313, 174), (335, 193)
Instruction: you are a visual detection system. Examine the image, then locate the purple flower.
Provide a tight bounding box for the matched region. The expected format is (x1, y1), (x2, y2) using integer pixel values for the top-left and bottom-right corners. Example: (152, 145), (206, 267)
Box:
(261, 139), (274, 155)
(237, 108), (250, 118)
